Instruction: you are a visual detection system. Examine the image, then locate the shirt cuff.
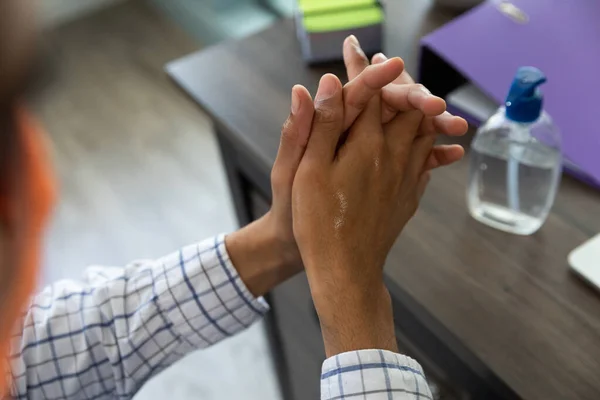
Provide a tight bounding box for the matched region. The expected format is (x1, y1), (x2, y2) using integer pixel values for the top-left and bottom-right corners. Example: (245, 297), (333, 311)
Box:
(162, 234), (270, 346)
(321, 349), (432, 400)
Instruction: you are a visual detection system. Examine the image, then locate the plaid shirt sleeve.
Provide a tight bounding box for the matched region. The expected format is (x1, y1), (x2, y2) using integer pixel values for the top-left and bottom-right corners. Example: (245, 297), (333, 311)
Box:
(7, 234), (269, 400)
(321, 349), (433, 400)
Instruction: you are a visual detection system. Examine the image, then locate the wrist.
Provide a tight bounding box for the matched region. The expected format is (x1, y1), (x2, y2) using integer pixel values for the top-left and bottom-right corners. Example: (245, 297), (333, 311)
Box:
(303, 254), (385, 306)
(261, 211), (303, 273)
(312, 281), (397, 357)
(225, 213), (301, 297)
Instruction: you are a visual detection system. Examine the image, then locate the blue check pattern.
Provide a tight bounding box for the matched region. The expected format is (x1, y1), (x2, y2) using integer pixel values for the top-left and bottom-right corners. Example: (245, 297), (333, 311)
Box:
(321, 350), (432, 400)
(6, 234), (431, 400)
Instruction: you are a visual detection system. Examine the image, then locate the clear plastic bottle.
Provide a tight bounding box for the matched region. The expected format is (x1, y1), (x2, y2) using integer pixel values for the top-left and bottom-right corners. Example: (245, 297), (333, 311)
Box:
(467, 67), (562, 235)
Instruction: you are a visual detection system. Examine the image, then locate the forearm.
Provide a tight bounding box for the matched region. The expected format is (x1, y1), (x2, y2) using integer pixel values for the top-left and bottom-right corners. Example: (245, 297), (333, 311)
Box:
(314, 281), (397, 358)
(308, 270), (397, 357)
(310, 267), (434, 400)
(313, 277), (434, 399)
(10, 235), (268, 399)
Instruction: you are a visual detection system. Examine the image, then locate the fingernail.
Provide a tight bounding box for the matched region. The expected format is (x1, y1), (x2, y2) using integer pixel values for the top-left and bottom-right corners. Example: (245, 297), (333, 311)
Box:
(374, 52), (387, 62)
(315, 75), (337, 101)
(383, 57), (402, 68)
(346, 35), (365, 58)
(419, 85), (432, 95)
(353, 45), (366, 59)
(291, 87), (300, 115)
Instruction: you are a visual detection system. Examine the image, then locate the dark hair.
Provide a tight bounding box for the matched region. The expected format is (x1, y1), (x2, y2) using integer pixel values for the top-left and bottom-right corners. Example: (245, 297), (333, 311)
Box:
(0, 111), (17, 197)
(0, 109), (19, 306)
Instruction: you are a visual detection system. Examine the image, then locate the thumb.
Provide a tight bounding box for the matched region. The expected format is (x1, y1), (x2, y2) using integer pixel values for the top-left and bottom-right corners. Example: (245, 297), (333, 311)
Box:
(272, 85), (314, 193)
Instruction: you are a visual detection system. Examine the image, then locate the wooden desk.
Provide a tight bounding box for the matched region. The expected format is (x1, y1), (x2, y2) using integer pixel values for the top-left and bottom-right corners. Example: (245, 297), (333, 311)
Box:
(166, 3), (600, 399)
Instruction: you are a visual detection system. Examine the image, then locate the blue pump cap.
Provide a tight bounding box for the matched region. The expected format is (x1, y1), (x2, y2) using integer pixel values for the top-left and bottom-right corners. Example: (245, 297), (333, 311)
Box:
(505, 66), (546, 123)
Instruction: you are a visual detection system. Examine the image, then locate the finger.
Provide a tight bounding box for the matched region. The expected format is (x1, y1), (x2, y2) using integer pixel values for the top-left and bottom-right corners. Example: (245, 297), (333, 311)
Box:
(405, 135), (436, 183)
(345, 73), (385, 148)
(342, 57), (404, 131)
(418, 117), (437, 136)
(345, 94), (383, 149)
(372, 54), (402, 122)
(416, 171), (431, 201)
(343, 35), (369, 80)
(384, 110), (424, 159)
(372, 53), (385, 63)
(374, 54), (443, 124)
(381, 84), (446, 120)
(432, 112), (469, 136)
(371, 53), (404, 124)
(418, 114), (468, 137)
(373, 56), (469, 137)
(304, 74), (344, 163)
(372, 53), (415, 84)
(273, 85), (314, 187)
(423, 144), (465, 171)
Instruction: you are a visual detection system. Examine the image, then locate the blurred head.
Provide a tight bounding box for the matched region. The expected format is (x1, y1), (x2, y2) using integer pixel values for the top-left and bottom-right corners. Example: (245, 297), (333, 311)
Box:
(0, 0), (56, 391)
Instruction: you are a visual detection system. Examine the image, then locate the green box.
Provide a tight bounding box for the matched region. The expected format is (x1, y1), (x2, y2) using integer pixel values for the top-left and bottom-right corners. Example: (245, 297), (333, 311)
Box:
(296, 0), (384, 63)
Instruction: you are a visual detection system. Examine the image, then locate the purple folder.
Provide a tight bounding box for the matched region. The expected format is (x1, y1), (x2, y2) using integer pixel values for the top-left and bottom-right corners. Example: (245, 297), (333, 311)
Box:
(419, 0), (600, 186)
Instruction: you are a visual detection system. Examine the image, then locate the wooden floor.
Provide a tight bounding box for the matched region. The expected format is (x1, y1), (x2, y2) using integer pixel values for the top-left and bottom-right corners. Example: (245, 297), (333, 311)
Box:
(29, 0), (238, 279)
(27, 2), (281, 399)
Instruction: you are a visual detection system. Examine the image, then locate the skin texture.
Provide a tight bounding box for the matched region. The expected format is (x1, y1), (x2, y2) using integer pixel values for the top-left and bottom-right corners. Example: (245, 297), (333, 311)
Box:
(292, 74), (434, 357)
(227, 45), (467, 298)
(342, 36), (467, 168)
(228, 58), (411, 296)
(228, 38), (467, 301)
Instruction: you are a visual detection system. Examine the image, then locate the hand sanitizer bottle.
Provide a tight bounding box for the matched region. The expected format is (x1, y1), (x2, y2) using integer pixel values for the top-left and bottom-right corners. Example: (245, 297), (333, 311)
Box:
(467, 67), (562, 235)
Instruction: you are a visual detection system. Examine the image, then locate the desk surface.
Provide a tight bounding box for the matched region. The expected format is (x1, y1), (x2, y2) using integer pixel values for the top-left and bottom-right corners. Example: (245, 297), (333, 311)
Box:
(166, 3), (600, 399)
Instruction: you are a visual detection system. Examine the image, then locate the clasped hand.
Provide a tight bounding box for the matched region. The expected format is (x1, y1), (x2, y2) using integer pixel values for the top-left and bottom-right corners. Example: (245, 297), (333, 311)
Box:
(226, 36), (467, 357)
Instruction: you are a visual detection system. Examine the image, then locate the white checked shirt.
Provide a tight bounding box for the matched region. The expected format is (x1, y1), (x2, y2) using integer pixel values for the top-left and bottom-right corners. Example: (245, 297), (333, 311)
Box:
(6, 235), (431, 400)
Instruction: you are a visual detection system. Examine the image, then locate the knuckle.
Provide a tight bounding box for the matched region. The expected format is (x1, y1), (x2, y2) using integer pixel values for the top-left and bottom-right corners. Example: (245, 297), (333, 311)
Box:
(405, 110), (425, 130)
(360, 64), (385, 91)
(362, 65), (378, 88)
(410, 84), (430, 99)
(414, 84), (428, 93)
(382, 103), (397, 122)
(314, 106), (339, 128)
(345, 90), (369, 111)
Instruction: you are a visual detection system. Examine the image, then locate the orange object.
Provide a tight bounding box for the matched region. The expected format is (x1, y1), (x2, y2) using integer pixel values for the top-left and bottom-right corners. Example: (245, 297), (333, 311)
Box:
(0, 107), (56, 394)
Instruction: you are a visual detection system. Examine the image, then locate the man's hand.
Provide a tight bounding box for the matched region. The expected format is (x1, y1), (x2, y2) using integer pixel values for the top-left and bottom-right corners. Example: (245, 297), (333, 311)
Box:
(226, 37), (467, 299)
(225, 58), (411, 296)
(293, 74), (433, 357)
